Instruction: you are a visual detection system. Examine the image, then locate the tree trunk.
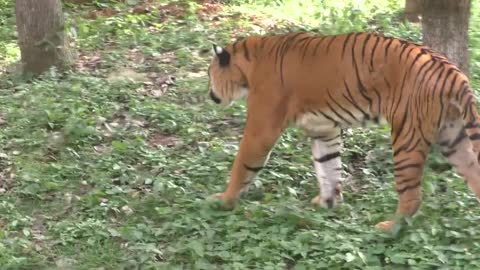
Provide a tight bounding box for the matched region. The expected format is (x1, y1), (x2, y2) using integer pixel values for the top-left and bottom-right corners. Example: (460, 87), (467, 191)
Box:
(422, 0), (471, 76)
(404, 0), (422, 23)
(15, 0), (72, 75)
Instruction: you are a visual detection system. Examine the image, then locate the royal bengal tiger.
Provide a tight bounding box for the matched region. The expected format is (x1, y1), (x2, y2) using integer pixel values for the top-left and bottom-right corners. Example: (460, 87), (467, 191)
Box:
(206, 32), (480, 231)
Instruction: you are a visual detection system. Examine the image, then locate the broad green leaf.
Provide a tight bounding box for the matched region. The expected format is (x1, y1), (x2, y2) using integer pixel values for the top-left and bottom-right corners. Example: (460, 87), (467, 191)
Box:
(188, 240), (205, 257)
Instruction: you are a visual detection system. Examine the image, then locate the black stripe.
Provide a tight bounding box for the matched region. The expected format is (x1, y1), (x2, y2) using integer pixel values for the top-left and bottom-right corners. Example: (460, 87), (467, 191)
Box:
(465, 122), (480, 129)
(301, 37), (319, 61)
(371, 85), (382, 117)
(396, 177), (418, 185)
(287, 32), (305, 44)
(242, 40), (250, 61)
(326, 36), (338, 53)
(426, 65), (445, 117)
(469, 133), (480, 140)
(414, 57), (432, 79)
(417, 149), (427, 160)
(276, 39), (290, 84)
(315, 152), (341, 163)
(441, 149), (456, 157)
(438, 140), (449, 147)
(328, 142), (342, 147)
(395, 163), (422, 172)
(446, 74), (458, 99)
(326, 102), (352, 125)
(450, 131), (467, 148)
(277, 38), (293, 85)
(272, 37), (285, 66)
(317, 134), (341, 142)
(405, 137), (422, 153)
(417, 125), (432, 146)
(389, 72), (409, 124)
(370, 36), (380, 69)
(244, 164), (263, 172)
(384, 77), (391, 88)
(293, 36), (311, 49)
(393, 133), (417, 158)
(361, 33), (371, 63)
(312, 37), (327, 56)
(259, 36), (267, 49)
(461, 95), (473, 119)
(383, 37), (394, 59)
(392, 98), (410, 147)
(311, 134), (328, 140)
(352, 34), (373, 107)
(318, 111), (340, 127)
(415, 60), (437, 94)
(421, 61), (443, 94)
(279, 33), (305, 84)
(395, 124), (417, 155)
(342, 33), (353, 59)
(436, 68), (455, 129)
(456, 80), (468, 101)
(394, 157), (411, 167)
(232, 41), (238, 54)
(399, 44), (413, 61)
(324, 135), (341, 142)
(408, 48), (427, 70)
(397, 181), (421, 194)
(342, 81), (370, 119)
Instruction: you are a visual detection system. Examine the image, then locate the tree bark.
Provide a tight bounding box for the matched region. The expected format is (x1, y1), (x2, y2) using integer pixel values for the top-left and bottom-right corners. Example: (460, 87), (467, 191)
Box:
(15, 0), (72, 75)
(422, 0), (471, 76)
(404, 0), (422, 23)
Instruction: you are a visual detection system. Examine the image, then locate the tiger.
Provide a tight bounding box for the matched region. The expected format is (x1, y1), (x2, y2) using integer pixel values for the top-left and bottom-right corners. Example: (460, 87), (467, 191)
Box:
(206, 31), (480, 231)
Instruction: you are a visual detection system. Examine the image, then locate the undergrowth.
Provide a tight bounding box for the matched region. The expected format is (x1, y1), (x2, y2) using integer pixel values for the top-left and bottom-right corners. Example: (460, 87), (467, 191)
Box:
(0, 0), (479, 268)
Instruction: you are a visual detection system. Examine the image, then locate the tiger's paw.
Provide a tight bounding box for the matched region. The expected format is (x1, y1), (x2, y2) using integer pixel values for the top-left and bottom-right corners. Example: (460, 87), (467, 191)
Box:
(311, 185), (343, 209)
(311, 194), (341, 209)
(207, 192), (237, 210)
(375, 220), (395, 232)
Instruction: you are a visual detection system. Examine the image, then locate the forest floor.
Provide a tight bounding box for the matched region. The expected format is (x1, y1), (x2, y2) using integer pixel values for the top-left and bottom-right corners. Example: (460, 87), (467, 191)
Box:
(0, 0), (480, 268)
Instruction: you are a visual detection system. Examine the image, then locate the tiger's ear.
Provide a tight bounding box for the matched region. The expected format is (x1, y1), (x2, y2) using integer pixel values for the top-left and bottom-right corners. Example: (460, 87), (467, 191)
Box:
(212, 44), (230, 67)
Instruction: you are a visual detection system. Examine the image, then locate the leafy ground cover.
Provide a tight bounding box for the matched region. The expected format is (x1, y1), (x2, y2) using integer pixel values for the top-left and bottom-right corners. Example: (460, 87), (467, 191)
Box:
(0, 0), (480, 268)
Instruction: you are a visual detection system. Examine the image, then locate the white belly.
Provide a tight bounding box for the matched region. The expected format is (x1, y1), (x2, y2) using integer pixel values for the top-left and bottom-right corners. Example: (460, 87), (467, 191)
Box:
(296, 112), (336, 134)
(295, 110), (386, 135)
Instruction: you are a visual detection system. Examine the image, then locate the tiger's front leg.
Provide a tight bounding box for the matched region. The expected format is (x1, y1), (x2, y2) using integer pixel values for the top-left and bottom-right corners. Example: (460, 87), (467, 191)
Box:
(214, 97), (286, 209)
(214, 133), (276, 208)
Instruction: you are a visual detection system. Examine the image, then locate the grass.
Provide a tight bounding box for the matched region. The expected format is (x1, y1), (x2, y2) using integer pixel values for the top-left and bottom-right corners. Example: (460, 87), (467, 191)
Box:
(0, 0), (480, 268)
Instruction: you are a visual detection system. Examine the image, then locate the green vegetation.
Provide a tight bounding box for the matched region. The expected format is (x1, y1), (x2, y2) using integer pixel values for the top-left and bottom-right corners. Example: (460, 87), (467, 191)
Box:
(0, 0), (479, 268)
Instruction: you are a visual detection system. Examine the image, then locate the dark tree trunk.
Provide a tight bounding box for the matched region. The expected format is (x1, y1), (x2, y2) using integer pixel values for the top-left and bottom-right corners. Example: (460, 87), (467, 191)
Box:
(15, 0), (72, 75)
(422, 0), (471, 76)
(404, 0), (422, 23)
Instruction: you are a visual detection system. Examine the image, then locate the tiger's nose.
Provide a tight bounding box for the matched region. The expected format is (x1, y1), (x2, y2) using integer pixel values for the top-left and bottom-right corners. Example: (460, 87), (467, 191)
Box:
(209, 91), (221, 104)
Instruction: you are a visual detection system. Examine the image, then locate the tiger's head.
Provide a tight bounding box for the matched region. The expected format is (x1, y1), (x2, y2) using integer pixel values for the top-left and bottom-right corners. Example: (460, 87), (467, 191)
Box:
(207, 45), (249, 106)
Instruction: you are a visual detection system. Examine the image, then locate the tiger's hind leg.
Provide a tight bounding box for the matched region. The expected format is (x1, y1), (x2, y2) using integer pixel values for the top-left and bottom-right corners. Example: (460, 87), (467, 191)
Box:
(438, 119), (480, 200)
(310, 129), (343, 208)
(376, 129), (430, 231)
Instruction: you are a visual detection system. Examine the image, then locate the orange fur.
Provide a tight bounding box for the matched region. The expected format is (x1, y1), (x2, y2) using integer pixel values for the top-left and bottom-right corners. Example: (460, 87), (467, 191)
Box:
(207, 32), (480, 230)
